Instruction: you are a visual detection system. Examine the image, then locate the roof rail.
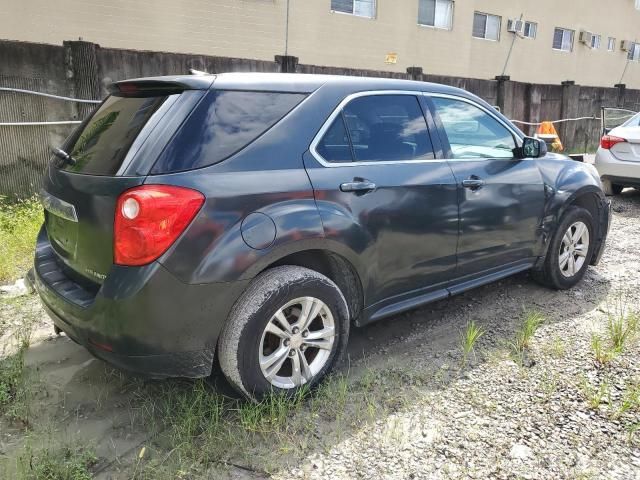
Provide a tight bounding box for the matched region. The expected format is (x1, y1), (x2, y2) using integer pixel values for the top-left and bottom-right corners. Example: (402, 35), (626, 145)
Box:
(189, 68), (211, 76)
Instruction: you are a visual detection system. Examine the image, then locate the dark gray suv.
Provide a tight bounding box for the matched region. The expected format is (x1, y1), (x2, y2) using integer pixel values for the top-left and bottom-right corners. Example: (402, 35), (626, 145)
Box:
(34, 73), (610, 399)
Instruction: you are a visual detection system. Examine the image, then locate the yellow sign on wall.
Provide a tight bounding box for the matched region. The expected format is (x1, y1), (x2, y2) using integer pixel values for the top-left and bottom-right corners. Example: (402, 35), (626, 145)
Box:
(385, 53), (398, 64)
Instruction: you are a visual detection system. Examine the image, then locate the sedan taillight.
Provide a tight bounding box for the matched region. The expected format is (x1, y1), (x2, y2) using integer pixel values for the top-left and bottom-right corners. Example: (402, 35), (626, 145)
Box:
(114, 185), (204, 266)
(600, 135), (627, 150)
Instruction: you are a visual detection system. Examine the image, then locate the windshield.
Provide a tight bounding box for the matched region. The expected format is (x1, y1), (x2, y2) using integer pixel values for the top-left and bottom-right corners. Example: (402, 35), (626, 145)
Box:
(59, 94), (168, 175)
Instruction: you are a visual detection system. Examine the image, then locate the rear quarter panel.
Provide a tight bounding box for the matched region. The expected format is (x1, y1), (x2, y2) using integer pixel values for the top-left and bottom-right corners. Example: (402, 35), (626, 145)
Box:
(150, 83), (367, 285)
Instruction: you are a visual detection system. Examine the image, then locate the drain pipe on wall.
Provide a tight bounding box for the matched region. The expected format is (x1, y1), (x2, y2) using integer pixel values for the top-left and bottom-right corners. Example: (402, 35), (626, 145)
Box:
(500, 13), (523, 77)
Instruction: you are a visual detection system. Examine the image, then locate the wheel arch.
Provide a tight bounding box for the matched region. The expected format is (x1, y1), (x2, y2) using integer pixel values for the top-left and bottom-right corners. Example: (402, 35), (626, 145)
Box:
(539, 185), (608, 268)
(255, 248), (365, 323)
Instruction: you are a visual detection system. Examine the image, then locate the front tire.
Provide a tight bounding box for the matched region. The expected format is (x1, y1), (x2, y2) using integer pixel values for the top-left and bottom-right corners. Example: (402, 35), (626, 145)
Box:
(533, 206), (595, 290)
(218, 266), (349, 401)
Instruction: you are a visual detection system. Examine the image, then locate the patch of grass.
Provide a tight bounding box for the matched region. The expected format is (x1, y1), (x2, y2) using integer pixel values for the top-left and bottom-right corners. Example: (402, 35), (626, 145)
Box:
(311, 373), (349, 419)
(137, 380), (227, 459)
(616, 382), (640, 418)
(549, 335), (566, 359)
(134, 379), (316, 476)
(0, 300), (35, 423)
(0, 349), (26, 411)
(510, 310), (545, 364)
(591, 334), (616, 365)
(459, 320), (485, 368)
(237, 386), (308, 434)
(580, 377), (611, 410)
(538, 372), (559, 403)
(17, 444), (97, 480)
(0, 196), (42, 284)
(131, 366), (419, 477)
(607, 311), (638, 353)
(628, 422), (640, 445)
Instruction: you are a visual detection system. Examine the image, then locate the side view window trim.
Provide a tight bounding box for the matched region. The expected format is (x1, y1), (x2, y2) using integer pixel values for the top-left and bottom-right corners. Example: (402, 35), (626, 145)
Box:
(310, 90), (443, 167)
(424, 92), (523, 162)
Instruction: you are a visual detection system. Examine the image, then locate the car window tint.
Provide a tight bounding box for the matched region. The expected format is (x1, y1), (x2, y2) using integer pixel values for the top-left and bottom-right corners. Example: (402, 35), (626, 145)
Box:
(432, 97), (516, 159)
(317, 114), (353, 162)
(341, 95), (435, 162)
(152, 90), (306, 173)
(61, 95), (168, 175)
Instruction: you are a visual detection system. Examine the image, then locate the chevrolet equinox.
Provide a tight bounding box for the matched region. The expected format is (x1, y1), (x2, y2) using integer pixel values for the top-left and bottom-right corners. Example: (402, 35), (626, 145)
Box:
(34, 73), (611, 399)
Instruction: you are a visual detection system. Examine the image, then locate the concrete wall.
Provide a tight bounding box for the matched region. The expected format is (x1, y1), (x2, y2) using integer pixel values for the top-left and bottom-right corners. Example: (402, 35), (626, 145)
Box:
(1, 39), (639, 198)
(1, 0), (639, 88)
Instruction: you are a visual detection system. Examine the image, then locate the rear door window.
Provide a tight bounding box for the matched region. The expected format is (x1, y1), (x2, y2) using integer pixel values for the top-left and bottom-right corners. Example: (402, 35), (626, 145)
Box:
(341, 95), (435, 162)
(61, 95), (168, 175)
(152, 90), (306, 173)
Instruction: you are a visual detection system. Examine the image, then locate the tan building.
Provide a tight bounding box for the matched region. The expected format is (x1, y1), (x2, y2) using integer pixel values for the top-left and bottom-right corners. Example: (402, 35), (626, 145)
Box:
(2, 0), (640, 88)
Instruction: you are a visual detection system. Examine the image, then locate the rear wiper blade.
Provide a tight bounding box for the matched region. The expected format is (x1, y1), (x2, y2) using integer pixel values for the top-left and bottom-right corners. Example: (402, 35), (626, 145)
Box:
(51, 147), (76, 166)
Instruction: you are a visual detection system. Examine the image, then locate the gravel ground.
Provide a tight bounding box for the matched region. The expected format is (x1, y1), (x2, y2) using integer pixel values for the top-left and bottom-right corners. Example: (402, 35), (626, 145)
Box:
(1, 190), (639, 480)
(276, 189), (640, 480)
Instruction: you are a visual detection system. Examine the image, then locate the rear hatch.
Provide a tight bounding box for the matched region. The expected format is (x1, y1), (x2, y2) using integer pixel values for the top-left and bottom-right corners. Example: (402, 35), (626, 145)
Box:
(42, 77), (211, 285)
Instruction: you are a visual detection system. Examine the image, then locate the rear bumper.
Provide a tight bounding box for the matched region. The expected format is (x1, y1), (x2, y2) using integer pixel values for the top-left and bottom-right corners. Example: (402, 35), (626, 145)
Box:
(42, 301), (213, 378)
(34, 228), (249, 378)
(594, 148), (640, 186)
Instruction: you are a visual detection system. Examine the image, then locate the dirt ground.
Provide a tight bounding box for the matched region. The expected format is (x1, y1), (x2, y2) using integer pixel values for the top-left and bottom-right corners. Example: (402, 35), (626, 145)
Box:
(1, 189), (640, 479)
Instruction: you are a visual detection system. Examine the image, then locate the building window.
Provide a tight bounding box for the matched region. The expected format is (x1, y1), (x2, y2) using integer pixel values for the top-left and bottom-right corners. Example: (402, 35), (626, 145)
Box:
(472, 12), (501, 41)
(418, 0), (454, 30)
(629, 43), (640, 61)
(591, 34), (601, 49)
(523, 21), (537, 39)
(331, 0), (376, 18)
(552, 27), (574, 52)
(608, 37), (616, 51)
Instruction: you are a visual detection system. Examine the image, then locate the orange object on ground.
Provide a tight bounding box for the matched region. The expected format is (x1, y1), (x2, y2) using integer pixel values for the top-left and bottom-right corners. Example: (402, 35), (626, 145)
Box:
(536, 121), (564, 152)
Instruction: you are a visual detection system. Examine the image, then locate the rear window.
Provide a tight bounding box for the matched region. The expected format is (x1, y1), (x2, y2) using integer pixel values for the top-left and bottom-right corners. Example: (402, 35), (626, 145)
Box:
(61, 95), (167, 175)
(622, 112), (640, 128)
(151, 90), (306, 173)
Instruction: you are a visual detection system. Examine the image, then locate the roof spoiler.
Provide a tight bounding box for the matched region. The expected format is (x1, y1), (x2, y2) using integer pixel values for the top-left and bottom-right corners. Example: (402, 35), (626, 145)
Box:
(109, 75), (216, 96)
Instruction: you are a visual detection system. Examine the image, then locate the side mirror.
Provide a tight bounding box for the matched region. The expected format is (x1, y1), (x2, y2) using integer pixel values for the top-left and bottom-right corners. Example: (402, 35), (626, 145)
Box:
(518, 137), (547, 159)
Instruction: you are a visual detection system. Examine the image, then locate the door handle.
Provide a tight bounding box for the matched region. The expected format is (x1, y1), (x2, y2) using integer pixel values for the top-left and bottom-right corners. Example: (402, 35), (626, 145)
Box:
(340, 180), (377, 193)
(462, 177), (485, 190)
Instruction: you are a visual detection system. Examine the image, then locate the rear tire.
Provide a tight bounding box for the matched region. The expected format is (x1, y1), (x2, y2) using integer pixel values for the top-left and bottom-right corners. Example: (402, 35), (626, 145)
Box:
(218, 266), (349, 401)
(533, 206), (595, 290)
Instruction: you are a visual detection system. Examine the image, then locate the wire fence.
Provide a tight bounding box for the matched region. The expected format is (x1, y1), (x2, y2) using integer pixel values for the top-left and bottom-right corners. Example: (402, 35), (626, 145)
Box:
(0, 87), (635, 198)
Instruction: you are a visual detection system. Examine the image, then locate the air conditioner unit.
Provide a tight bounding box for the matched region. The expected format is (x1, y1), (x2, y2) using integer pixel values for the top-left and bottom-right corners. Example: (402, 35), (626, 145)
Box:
(621, 40), (632, 51)
(507, 19), (524, 34)
(579, 30), (593, 45)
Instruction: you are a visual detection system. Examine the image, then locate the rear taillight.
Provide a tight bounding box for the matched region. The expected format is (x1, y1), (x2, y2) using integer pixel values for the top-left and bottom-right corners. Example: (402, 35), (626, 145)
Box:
(600, 135), (627, 150)
(114, 185), (204, 266)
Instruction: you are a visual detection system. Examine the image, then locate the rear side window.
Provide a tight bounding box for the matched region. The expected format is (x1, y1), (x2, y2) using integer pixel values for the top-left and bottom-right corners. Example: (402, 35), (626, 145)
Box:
(152, 90), (306, 173)
(316, 94), (435, 163)
(62, 95), (167, 175)
(316, 115), (353, 162)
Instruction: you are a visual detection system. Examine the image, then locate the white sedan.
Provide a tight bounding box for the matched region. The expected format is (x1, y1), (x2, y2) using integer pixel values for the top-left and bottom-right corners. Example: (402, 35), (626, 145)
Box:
(595, 111), (640, 195)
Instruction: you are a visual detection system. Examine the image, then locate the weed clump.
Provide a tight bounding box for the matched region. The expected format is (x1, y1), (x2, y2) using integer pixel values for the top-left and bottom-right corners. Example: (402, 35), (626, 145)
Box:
(0, 196), (42, 284)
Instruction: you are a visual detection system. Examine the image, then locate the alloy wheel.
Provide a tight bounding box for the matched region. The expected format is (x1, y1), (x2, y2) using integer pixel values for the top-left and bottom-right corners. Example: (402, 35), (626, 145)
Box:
(558, 221), (590, 278)
(258, 297), (336, 389)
